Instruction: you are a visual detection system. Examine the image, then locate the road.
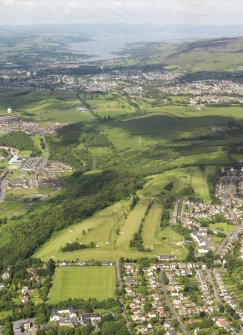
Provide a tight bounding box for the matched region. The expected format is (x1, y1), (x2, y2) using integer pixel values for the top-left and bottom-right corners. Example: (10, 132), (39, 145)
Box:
(42, 134), (50, 159)
(115, 261), (131, 335)
(216, 224), (243, 256)
(159, 271), (189, 335)
(206, 269), (221, 303)
(180, 201), (185, 223)
(115, 260), (122, 290)
(0, 170), (10, 203)
(35, 134), (49, 178)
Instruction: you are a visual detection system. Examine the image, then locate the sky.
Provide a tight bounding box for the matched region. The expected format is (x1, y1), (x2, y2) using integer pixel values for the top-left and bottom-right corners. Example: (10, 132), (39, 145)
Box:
(0, 0), (242, 26)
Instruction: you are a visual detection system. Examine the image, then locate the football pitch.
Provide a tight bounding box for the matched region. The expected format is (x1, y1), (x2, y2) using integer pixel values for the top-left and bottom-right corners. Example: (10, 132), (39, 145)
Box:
(48, 266), (116, 303)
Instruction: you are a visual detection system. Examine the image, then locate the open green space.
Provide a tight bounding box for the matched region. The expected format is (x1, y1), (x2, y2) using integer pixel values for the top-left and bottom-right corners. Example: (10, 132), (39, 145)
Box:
(48, 266), (116, 303)
(0, 201), (28, 219)
(34, 200), (129, 260)
(209, 222), (236, 234)
(142, 203), (187, 257)
(0, 91), (95, 124)
(140, 167), (212, 203)
(35, 172), (191, 262)
(86, 96), (135, 117)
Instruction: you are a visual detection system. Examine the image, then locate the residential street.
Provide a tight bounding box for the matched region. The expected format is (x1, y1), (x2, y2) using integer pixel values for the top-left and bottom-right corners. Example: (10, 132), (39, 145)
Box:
(206, 269), (221, 303)
(116, 261), (132, 335)
(159, 271), (189, 335)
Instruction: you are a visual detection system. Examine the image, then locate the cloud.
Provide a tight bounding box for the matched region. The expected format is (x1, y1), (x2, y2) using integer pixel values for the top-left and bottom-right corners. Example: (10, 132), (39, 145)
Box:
(0, 0), (242, 25)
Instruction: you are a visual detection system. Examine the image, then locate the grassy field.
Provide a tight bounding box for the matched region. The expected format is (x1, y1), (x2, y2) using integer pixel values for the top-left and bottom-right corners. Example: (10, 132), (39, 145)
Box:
(157, 227), (187, 258)
(101, 110), (237, 178)
(48, 266), (116, 303)
(0, 218), (23, 248)
(142, 202), (163, 251)
(34, 198), (170, 261)
(209, 222), (236, 234)
(34, 167), (215, 263)
(0, 201), (28, 218)
(0, 91), (95, 124)
(34, 200), (130, 260)
(140, 167), (212, 203)
(116, 199), (149, 248)
(32, 134), (46, 156)
(141, 203), (187, 258)
(35, 182), (189, 261)
(86, 96), (135, 118)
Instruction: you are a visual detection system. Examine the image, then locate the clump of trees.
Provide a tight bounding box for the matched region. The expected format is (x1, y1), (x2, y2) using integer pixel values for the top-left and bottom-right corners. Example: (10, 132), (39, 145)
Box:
(160, 195), (175, 227)
(130, 195), (139, 210)
(60, 242), (96, 252)
(0, 131), (41, 156)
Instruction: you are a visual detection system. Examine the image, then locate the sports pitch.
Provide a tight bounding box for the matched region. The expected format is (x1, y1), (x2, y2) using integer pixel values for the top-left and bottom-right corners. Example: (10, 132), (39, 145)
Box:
(48, 266), (116, 303)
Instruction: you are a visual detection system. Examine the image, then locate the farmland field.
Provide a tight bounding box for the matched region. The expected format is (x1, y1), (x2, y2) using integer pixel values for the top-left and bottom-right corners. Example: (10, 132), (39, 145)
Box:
(48, 266), (116, 303)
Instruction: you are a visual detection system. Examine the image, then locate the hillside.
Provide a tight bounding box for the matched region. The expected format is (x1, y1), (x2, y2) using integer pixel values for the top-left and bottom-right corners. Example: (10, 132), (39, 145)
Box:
(165, 37), (243, 72)
(118, 36), (243, 74)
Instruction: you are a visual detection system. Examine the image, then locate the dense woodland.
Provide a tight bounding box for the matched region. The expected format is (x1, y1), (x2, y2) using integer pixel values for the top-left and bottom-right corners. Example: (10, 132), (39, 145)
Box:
(0, 131), (41, 155)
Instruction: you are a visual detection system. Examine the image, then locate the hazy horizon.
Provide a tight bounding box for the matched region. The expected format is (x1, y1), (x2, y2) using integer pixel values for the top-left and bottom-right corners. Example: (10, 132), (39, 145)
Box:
(0, 0), (242, 26)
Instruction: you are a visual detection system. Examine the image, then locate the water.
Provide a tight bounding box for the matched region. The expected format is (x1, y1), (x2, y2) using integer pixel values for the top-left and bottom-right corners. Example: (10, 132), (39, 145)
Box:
(70, 32), (169, 62)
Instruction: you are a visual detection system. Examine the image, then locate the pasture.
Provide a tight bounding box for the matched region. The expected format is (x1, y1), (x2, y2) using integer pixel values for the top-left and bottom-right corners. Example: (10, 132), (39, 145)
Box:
(48, 266), (116, 304)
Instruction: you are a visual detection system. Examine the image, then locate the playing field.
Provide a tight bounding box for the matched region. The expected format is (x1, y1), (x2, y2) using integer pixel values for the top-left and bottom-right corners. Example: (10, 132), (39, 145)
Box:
(48, 266), (116, 304)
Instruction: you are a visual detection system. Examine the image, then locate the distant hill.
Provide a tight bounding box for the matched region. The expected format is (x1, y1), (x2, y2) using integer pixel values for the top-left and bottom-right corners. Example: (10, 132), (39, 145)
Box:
(161, 24), (243, 38)
(165, 36), (243, 73)
(1, 23), (243, 38)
